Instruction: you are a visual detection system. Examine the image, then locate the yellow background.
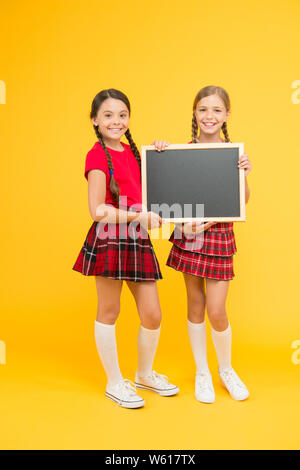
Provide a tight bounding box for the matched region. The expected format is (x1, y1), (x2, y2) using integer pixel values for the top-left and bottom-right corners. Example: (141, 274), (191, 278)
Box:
(1, 0), (300, 450)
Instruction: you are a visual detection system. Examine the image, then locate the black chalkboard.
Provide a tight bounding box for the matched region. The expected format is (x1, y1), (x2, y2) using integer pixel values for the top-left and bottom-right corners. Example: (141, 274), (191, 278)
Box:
(141, 143), (245, 222)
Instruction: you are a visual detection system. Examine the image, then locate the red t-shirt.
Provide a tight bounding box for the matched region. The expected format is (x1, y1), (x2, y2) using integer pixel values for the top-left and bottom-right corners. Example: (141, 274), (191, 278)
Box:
(85, 141), (142, 211)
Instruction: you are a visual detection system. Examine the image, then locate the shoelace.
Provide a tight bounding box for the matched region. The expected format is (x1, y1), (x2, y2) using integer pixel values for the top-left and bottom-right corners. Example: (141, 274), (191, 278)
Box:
(196, 372), (213, 390)
(116, 379), (139, 399)
(151, 371), (169, 385)
(221, 369), (245, 390)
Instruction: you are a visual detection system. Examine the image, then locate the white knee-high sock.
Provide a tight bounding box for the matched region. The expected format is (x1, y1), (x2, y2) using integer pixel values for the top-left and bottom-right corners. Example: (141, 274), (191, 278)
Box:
(137, 324), (161, 377)
(211, 323), (232, 372)
(187, 319), (210, 374)
(94, 320), (123, 386)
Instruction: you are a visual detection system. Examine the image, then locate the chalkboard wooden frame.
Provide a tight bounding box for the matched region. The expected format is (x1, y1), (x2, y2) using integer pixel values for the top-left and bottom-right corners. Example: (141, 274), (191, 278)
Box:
(141, 143), (245, 222)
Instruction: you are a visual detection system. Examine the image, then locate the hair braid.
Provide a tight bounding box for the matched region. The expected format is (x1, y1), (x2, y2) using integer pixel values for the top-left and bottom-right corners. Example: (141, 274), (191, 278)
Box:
(221, 121), (230, 142)
(93, 125), (120, 204)
(125, 129), (141, 168)
(192, 113), (198, 142)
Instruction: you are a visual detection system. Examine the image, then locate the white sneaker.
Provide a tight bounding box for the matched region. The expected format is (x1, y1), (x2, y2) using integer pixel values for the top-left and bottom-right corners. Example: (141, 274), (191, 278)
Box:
(195, 371), (215, 403)
(105, 379), (145, 409)
(219, 367), (249, 401)
(135, 370), (179, 396)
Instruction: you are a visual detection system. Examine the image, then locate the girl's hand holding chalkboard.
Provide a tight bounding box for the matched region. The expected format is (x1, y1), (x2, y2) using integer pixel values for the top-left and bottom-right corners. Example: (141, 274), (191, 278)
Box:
(238, 153), (252, 177)
(152, 140), (170, 152)
(175, 221), (216, 235)
(137, 211), (162, 230)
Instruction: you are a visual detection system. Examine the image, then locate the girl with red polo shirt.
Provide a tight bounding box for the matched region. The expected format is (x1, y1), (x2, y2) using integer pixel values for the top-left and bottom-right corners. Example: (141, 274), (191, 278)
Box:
(155, 85), (252, 404)
(73, 89), (179, 408)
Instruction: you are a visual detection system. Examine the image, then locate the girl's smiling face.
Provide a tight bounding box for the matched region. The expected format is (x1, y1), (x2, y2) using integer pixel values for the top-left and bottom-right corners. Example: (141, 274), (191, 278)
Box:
(92, 98), (130, 143)
(195, 93), (230, 137)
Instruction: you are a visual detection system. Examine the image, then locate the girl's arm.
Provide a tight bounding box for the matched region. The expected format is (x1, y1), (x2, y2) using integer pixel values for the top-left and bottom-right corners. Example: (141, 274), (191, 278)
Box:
(238, 153), (252, 204)
(88, 170), (161, 229)
(87, 170), (106, 221)
(245, 176), (250, 204)
(175, 221), (216, 235)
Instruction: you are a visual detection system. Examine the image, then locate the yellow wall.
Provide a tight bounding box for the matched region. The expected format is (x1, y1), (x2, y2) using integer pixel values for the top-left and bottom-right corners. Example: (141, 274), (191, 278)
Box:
(1, 0), (300, 449)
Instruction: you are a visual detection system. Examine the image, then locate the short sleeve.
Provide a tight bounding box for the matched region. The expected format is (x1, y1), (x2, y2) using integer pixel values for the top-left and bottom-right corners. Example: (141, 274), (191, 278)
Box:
(84, 144), (108, 181)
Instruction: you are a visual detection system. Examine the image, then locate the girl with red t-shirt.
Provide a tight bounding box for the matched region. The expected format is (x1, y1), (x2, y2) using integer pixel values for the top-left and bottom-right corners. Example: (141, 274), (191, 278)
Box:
(73, 89), (179, 408)
(154, 85), (252, 404)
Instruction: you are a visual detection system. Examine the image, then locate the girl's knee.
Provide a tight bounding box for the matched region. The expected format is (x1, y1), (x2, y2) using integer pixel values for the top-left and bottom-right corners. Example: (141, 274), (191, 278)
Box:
(188, 311), (205, 323)
(97, 302), (120, 324)
(207, 308), (228, 330)
(187, 298), (205, 322)
(142, 309), (162, 329)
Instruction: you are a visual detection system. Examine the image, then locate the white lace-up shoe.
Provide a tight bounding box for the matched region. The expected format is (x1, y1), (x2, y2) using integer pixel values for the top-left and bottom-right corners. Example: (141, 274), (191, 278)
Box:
(134, 370), (179, 396)
(105, 379), (145, 408)
(195, 371), (215, 403)
(219, 367), (249, 401)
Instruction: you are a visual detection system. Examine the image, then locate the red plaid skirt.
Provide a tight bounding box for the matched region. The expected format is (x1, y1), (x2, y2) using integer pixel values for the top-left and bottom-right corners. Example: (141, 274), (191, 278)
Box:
(169, 222), (237, 256)
(167, 223), (236, 280)
(73, 221), (162, 281)
(166, 244), (234, 281)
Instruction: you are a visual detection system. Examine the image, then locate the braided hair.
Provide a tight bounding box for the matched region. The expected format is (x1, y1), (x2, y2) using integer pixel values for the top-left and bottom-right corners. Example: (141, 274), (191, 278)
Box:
(125, 128), (141, 167)
(191, 85), (231, 143)
(221, 121), (230, 142)
(90, 89), (141, 205)
(191, 113), (198, 143)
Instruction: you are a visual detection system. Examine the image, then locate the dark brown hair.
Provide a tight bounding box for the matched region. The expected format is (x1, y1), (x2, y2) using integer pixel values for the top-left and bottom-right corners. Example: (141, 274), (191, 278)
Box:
(191, 85), (231, 143)
(90, 89), (141, 204)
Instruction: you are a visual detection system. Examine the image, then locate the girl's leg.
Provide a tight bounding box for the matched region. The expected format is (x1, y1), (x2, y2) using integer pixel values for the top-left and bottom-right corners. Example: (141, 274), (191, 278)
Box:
(205, 279), (231, 370)
(126, 280), (179, 396)
(183, 273), (214, 403)
(93, 276), (145, 408)
(205, 279), (229, 331)
(206, 279), (249, 400)
(94, 276), (124, 386)
(126, 280), (162, 329)
(183, 273), (209, 373)
(183, 273), (206, 324)
(95, 276), (123, 325)
(126, 281), (161, 377)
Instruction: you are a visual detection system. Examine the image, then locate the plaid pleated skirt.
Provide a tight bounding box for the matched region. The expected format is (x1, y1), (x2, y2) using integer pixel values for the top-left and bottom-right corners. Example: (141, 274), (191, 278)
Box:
(169, 223), (237, 256)
(166, 223), (236, 281)
(166, 244), (234, 280)
(72, 221), (162, 281)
